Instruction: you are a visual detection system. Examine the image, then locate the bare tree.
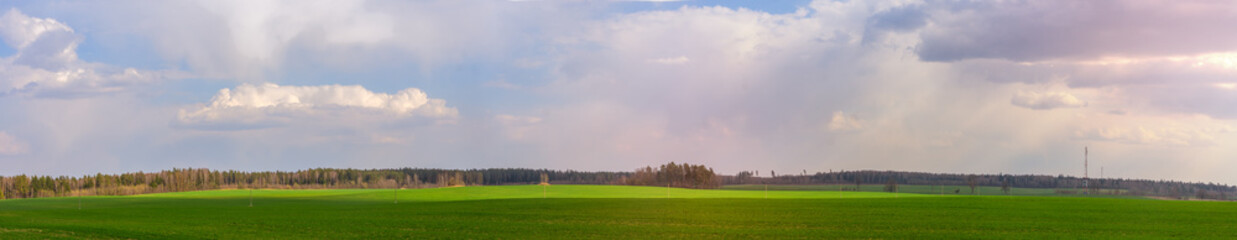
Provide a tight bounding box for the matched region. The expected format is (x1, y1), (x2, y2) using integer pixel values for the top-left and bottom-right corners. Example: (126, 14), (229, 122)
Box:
(967, 175), (978, 194)
(1001, 178), (1011, 194)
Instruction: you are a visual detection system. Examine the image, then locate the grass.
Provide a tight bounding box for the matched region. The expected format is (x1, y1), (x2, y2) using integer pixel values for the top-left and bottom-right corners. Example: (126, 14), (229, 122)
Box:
(1, 185), (1234, 239)
(721, 184), (1134, 197)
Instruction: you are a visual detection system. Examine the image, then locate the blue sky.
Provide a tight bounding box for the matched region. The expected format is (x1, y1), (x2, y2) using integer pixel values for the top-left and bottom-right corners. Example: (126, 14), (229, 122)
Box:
(2, 0), (1237, 184)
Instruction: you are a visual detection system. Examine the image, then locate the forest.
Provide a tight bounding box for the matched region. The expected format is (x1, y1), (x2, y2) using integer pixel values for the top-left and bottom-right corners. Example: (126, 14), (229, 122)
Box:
(0, 168), (631, 199)
(724, 170), (1236, 200)
(1, 165), (1232, 200)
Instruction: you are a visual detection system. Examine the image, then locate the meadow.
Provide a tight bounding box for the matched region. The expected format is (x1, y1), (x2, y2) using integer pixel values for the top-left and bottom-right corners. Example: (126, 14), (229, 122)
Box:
(721, 184), (1132, 197)
(1, 185), (1234, 239)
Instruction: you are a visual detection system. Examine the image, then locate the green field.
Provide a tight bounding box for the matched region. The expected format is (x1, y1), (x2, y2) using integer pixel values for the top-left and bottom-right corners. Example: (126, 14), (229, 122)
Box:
(722, 184), (1130, 197)
(2, 185), (1235, 239)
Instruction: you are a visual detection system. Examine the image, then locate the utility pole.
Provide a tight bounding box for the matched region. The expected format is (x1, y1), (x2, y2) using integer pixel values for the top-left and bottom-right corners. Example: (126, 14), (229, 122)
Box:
(1084, 147), (1089, 195)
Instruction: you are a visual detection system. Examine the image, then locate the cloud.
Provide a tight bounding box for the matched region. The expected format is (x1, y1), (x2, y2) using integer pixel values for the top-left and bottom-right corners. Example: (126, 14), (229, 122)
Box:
(183, 0), (395, 78)
(950, 52), (1237, 118)
(549, 2), (880, 127)
(1074, 126), (1231, 146)
(953, 53), (1237, 86)
(0, 8), (73, 50)
(916, 1), (1237, 62)
(0, 131), (30, 155)
(826, 111), (863, 132)
(1216, 83), (1237, 90)
(861, 4), (927, 43)
(910, 0), (1237, 119)
(176, 83), (457, 130)
(0, 8), (173, 97)
(647, 56), (689, 64)
(1010, 91), (1086, 110)
(60, 0), (582, 82)
(496, 114), (542, 125)
(483, 78), (523, 90)
(496, 114), (542, 140)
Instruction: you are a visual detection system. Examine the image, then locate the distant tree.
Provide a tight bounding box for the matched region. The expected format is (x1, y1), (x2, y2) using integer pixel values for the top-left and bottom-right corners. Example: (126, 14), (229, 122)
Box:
(452, 172), (465, 186)
(625, 162), (718, 189)
(539, 173), (550, 186)
(14, 175), (30, 198)
(967, 175), (977, 194)
(884, 179), (898, 192)
(854, 176), (862, 190)
(735, 171), (754, 184)
(1001, 178), (1011, 194)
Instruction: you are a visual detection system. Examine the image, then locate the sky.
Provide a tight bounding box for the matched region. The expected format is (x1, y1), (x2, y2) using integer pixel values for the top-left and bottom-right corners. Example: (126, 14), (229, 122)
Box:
(1, 0), (1235, 184)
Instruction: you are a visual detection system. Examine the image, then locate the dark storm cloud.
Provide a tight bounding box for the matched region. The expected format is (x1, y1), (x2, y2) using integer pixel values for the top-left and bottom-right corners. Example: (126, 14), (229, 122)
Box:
(916, 0), (1237, 62)
(861, 4), (927, 43)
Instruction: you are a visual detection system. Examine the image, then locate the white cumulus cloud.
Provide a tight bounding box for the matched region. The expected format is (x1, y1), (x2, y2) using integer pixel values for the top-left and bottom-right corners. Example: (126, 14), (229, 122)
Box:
(0, 8), (73, 50)
(1011, 91), (1086, 110)
(0, 8), (173, 97)
(176, 83), (457, 130)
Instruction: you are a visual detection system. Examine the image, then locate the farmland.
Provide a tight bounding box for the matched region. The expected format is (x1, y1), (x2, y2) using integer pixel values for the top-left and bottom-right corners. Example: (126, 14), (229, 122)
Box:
(1, 185), (1235, 239)
(721, 184), (1134, 197)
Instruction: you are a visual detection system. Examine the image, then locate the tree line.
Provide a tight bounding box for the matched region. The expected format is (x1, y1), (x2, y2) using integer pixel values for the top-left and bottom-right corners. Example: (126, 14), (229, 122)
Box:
(723, 170), (1235, 200)
(0, 168), (632, 199)
(4, 166), (1231, 200)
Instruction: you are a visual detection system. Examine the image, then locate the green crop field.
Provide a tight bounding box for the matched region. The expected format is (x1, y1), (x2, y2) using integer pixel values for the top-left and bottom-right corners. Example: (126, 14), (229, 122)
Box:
(1, 185), (1234, 239)
(721, 184), (1131, 197)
